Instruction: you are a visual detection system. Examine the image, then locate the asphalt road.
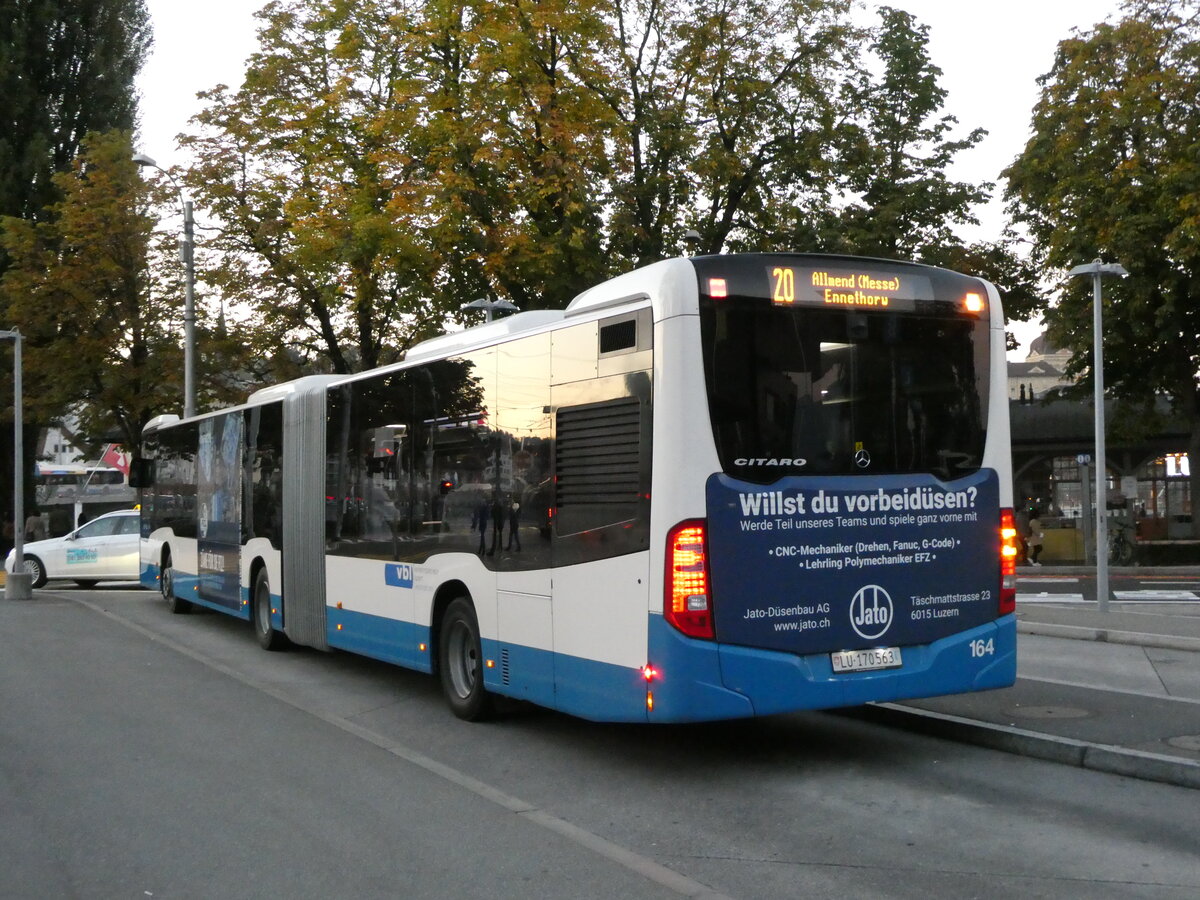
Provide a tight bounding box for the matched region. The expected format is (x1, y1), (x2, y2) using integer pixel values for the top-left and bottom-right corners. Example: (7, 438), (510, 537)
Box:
(3, 588), (1199, 899)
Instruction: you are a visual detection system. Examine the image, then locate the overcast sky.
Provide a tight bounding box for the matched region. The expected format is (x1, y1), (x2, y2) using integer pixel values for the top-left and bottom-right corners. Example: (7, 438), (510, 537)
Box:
(135, 0), (1129, 354)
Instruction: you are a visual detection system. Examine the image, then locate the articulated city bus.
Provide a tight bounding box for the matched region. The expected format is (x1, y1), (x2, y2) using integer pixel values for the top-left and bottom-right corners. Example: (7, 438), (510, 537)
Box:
(137, 253), (1017, 722)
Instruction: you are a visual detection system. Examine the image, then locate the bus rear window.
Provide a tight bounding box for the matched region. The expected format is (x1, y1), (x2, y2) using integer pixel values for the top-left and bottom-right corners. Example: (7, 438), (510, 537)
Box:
(697, 258), (989, 482)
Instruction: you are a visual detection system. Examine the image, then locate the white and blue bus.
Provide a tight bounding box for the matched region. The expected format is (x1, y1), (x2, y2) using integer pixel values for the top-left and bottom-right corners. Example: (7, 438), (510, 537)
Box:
(137, 253), (1018, 722)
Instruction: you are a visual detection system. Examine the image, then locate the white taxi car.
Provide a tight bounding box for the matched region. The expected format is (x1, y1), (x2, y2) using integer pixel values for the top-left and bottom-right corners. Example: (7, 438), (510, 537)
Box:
(5, 509), (141, 589)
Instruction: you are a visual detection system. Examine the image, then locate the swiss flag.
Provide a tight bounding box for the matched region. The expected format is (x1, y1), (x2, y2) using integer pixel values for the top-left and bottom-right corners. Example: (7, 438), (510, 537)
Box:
(101, 444), (131, 475)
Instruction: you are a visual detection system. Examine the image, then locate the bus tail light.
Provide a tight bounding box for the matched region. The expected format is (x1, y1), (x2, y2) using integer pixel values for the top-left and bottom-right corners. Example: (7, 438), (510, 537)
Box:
(999, 508), (1017, 616)
(665, 519), (714, 640)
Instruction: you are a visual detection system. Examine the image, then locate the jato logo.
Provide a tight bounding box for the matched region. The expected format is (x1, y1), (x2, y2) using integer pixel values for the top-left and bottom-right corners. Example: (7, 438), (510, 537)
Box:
(849, 584), (892, 640)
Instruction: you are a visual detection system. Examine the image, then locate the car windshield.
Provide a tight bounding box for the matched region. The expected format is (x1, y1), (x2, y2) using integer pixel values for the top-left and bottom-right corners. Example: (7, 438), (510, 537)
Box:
(76, 516), (133, 538)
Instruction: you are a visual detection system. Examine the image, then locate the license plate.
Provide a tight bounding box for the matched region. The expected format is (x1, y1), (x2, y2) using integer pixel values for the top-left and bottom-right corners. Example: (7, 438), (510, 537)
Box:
(830, 646), (902, 673)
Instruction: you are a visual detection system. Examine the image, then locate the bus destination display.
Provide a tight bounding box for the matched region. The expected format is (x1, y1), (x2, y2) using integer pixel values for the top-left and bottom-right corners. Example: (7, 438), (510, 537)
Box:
(769, 265), (933, 309)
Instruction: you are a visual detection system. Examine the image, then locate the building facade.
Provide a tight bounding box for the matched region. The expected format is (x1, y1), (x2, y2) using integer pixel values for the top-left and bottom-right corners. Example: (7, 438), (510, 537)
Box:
(1008, 335), (1194, 562)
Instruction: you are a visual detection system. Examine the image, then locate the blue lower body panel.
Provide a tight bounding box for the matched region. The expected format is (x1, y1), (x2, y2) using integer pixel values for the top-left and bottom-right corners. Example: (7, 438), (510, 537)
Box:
(326, 608), (649, 721)
(140, 559), (1017, 724)
(142, 561), (250, 621)
(323, 610), (1016, 723)
(676, 614), (1017, 721)
(140, 562), (158, 592)
(328, 607), (432, 673)
(515, 647), (647, 722)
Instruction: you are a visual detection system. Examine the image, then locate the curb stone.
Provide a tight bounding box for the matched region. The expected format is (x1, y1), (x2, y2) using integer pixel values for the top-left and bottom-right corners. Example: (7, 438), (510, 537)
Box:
(848, 702), (1200, 791)
(1017, 620), (1200, 653)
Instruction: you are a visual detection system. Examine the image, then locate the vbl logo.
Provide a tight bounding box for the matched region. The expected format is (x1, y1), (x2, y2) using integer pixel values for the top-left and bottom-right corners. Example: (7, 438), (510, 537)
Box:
(385, 563), (414, 589)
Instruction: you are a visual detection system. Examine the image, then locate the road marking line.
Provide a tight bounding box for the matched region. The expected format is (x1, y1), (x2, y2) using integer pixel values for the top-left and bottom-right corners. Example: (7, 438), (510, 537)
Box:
(1114, 591), (1199, 601)
(1019, 593), (1200, 604)
(68, 594), (732, 900)
(1017, 594), (1087, 603)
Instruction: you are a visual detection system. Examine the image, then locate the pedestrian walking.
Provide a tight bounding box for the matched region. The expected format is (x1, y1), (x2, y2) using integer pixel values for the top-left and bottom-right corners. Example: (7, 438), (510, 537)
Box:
(506, 497), (521, 551)
(488, 495), (504, 556)
(24, 507), (46, 542)
(473, 497), (490, 555)
(1027, 509), (1044, 566)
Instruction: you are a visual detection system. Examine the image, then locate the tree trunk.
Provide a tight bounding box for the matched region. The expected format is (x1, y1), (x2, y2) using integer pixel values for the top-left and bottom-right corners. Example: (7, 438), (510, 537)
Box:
(1189, 414), (1200, 541)
(0, 422), (42, 526)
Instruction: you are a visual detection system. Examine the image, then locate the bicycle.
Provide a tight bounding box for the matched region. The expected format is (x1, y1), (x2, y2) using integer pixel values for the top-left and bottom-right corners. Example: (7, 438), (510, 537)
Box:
(1107, 518), (1137, 566)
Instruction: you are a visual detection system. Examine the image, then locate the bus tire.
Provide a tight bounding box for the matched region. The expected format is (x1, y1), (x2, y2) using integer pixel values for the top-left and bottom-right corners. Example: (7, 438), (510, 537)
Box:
(438, 597), (493, 721)
(23, 555), (47, 589)
(252, 567), (288, 651)
(161, 550), (192, 614)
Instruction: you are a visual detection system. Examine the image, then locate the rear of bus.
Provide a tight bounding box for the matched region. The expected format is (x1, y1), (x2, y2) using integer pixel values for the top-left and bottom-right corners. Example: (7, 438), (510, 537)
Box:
(648, 254), (1016, 721)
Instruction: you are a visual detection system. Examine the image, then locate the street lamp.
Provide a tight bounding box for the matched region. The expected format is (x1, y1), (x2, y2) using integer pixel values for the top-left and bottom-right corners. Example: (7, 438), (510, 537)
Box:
(133, 152), (196, 419)
(463, 297), (519, 323)
(0, 329), (32, 600)
(1067, 258), (1128, 613)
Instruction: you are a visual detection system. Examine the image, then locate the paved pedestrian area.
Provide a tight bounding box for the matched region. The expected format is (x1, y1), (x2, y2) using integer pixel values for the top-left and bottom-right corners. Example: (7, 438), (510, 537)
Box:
(879, 569), (1200, 790)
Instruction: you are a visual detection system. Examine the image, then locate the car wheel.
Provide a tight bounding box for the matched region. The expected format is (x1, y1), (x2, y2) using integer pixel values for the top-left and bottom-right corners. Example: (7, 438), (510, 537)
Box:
(252, 567), (288, 651)
(23, 555), (47, 589)
(438, 597), (494, 721)
(161, 550), (192, 614)
(74, 580), (99, 589)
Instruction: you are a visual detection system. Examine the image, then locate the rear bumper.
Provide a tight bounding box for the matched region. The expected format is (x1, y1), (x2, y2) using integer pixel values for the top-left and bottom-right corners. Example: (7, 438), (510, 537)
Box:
(646, 614), (1017, 722)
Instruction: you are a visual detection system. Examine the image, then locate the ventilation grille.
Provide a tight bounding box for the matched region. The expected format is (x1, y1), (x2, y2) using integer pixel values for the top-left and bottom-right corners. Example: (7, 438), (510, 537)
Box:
(599, 319), (637, 354)
(556, 397), (641, 512)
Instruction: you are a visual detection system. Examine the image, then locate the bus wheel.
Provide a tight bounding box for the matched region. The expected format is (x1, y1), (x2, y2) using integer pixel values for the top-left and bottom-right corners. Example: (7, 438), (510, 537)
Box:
(161, 551), (192, 614)
(252, 568), (288, 651)
(438, 597), (493, 721)
(23, 555), (47, 589)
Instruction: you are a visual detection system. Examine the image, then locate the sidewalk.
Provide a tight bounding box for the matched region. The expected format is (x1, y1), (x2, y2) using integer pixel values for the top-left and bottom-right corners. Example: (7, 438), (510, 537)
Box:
(870, 565), (1200, 790)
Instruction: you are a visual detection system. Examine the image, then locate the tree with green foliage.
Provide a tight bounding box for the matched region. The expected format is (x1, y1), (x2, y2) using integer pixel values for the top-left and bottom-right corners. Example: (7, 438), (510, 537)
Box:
(184, 0), (1034, 382)
(593, 0), (859, 261)
(0, 0), (151, 508)
(1004, 0), (1200, 535)
(411, 0), (615, 312)
(184, 0), (869, 374)
(184, 0), (465, 376)
(799, 6), (1044, 322)
(0, 0), (150, 225)
(827, 6), (988, 259)
(0, 130), (185, 452)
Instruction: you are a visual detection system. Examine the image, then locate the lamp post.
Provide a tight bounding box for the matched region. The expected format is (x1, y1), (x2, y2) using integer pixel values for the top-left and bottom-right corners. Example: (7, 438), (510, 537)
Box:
(1067, 258), (1128, 614)
(133, 152), (196, 419)
(1, 329), (32, 600)
(463, 297), (519, 323)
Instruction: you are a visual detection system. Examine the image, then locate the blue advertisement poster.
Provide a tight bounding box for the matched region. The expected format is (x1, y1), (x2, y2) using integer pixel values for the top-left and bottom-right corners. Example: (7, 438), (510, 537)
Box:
(706, 469), (1000, 655)
(198, 412), (243, 610)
